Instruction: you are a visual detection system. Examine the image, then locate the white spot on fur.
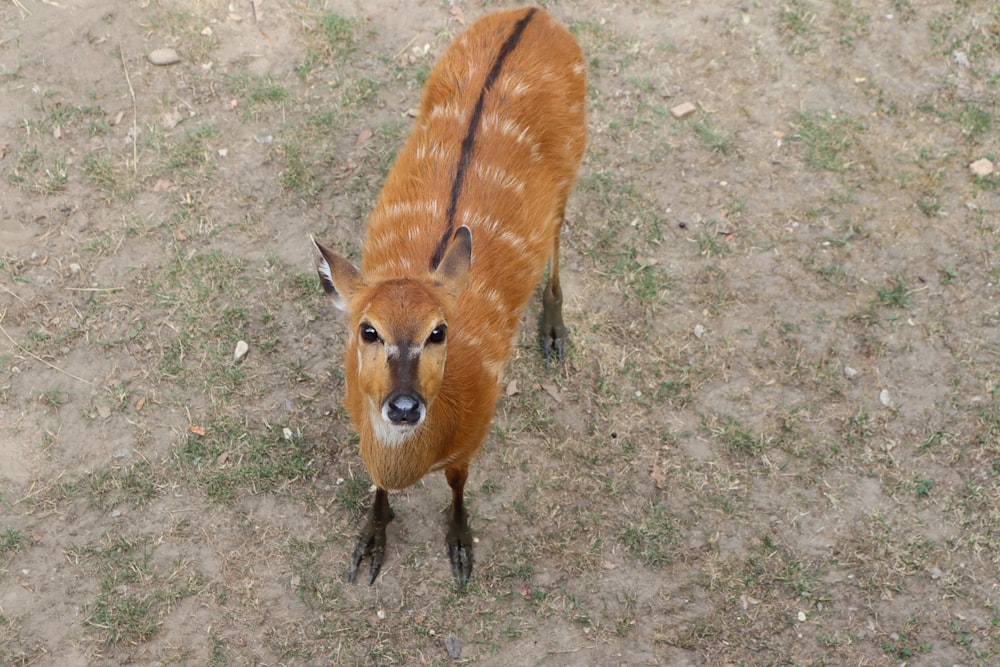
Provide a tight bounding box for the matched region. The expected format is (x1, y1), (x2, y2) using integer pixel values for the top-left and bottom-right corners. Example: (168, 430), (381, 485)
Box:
(460, 210), (503, 235)
(428, 102), (467, 124)
(498, 74), (532, 98)
(480, 113), (536, 147)
(415, 142), (451, 164)
(496, 229), (526, 249)
(474, 163), (526, 194)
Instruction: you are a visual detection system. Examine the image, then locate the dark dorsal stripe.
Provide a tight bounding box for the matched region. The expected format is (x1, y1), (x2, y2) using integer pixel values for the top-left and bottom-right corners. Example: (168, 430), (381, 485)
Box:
(430, 7), (538, 270)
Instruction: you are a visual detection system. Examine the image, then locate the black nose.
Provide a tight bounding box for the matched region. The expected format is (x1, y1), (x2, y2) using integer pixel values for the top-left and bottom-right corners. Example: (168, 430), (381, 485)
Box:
(386, 393), (423, 425)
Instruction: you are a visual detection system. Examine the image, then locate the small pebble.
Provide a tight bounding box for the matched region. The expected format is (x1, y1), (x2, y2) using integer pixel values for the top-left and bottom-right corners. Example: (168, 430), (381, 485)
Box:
(879, 389), (892, 407)
(444, 636), (461, 660)
(970, 158), (994, 177)
(670, 101), (697, 118)
(282, 427), (293, 441)
(929, 566), (943, 580)
(693, 324), (707, 339)
(844, 365), (859, 379)
(234, 339), (249, 362)
(148, 48), (181, 66)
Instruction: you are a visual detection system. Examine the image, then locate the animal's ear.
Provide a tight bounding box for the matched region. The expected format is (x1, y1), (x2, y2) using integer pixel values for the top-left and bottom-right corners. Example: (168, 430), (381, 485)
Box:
(311, 235), (363, 312)
(432, 226), (472, 301)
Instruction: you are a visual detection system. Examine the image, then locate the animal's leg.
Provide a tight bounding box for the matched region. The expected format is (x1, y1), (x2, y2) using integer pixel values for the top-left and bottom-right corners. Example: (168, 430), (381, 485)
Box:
(445, 464), (474, 586)
(348, 486), (395, 585)
(541, 208), (567, 363)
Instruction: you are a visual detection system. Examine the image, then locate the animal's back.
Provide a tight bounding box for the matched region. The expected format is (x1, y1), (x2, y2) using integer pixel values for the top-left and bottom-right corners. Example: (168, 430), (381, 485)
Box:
(363, 7), (587, 377)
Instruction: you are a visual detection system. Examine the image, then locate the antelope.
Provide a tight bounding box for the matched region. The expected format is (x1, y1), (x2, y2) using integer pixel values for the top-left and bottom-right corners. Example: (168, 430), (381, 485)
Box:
(312, 6), (586, 586)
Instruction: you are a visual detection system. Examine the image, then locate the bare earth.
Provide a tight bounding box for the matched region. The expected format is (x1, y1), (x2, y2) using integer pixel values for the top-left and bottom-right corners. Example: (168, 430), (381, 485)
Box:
(2, 0), (999, 665)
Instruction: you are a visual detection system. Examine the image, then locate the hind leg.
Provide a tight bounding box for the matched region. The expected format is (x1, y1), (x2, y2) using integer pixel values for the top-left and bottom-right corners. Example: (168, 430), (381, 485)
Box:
(540, 209), (567, 363)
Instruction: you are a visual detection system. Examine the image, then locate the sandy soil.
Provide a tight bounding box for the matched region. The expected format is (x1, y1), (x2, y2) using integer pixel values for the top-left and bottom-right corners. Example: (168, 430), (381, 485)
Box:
(2, 0), (999, 665)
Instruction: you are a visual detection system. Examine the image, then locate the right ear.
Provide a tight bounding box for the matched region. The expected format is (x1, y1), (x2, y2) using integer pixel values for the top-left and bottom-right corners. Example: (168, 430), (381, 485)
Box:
(311, 235), (363, 312)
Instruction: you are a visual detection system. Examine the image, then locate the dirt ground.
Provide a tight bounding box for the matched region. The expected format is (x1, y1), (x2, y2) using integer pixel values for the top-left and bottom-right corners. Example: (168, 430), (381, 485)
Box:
(1, 0), (999, 664)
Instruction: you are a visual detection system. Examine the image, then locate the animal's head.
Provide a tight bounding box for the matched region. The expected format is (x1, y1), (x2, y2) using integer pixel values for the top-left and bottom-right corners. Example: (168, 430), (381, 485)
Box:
(312, 227), (472, 445)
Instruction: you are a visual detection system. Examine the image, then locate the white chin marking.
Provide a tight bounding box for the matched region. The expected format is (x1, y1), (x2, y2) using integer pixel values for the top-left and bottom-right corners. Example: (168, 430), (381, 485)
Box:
(370, 406), (423, 447)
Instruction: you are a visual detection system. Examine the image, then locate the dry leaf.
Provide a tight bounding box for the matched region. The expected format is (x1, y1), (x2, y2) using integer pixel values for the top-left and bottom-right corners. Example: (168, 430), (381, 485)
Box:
(152, 178), (177, 192)
(450, 5), (466, 24)
(0, 142), (11, 159)
(355, 128), (373, 146)
(541, 383), (562, 402)
(189, 424), (206, 436)
(216, 451), (229, 465)
(505, 379), (519, 396)
(135, 396), (146, 412)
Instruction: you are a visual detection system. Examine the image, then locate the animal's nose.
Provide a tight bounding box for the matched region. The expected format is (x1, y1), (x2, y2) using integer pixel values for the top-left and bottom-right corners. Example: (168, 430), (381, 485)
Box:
(385, 393), (423, 425)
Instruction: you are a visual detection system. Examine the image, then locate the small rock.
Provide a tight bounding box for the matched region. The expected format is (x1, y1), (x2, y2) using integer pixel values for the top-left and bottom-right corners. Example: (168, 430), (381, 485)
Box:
(234, 339), (249, 362)
(444, 636), (461, 660)
(844, 365), (859, 379)
(970, 158), (994, 177)
(929, 566), (943, 580)
(148, 48), (181, 66)
(670, 101), (697, 118)
(69, 262), (81, 274)
(879, 389), (892, 407)
(693, 324), (707, 339)
(282, 427), (293, 441)
(797, 611), (807, 622)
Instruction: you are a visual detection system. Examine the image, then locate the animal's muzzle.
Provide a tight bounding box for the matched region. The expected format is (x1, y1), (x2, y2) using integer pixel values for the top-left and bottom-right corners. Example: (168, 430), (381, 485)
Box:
(385, 393), (424, 425)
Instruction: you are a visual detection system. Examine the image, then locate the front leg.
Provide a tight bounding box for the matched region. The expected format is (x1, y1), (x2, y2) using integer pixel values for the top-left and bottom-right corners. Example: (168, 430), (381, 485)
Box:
(445, 465), (473, 587)
(348, 487), (394, 585)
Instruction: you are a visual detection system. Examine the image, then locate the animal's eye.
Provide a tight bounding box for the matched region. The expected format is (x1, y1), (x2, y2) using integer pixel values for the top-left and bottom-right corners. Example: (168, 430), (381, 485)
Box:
(360, 324), (380, 343)
(427, 325), (447, 344)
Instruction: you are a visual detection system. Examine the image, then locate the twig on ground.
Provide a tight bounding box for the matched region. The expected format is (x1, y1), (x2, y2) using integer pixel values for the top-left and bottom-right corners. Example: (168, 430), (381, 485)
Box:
(119, 43), (138, 174)
(0, 308), (93, 385)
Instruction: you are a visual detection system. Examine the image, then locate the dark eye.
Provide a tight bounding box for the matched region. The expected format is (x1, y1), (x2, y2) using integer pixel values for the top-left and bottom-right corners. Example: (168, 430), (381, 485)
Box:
(427, 325), (447, 344)
(360, 324), (380, 343)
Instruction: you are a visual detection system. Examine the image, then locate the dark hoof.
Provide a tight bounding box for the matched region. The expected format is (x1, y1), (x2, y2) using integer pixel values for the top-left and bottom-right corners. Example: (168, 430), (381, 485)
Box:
(348, 504), (394, 585)
(449, 543), (474, 587)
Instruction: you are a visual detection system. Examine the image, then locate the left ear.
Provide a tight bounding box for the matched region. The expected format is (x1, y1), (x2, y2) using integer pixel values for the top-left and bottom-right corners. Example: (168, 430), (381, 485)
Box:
(311, 235), (364, 312)
(432, 226), (472, 301)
